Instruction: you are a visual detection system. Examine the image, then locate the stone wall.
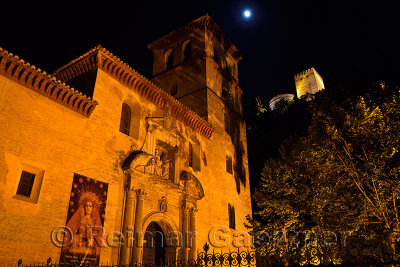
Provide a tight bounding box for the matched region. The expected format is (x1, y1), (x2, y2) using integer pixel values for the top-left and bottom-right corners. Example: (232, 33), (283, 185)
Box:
(0, 71), (125, 264)
(0, 62), (252, 265)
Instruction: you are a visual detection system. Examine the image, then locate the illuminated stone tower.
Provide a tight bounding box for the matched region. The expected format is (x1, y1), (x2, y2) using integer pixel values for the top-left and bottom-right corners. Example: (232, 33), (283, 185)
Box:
(294, 67), (325, 99)
(148, 14), (252, 238)
(148, 14), (244, 129)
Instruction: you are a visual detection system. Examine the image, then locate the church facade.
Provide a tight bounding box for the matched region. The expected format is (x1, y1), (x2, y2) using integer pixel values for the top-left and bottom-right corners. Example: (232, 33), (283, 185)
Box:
(0, 15), (252, 265)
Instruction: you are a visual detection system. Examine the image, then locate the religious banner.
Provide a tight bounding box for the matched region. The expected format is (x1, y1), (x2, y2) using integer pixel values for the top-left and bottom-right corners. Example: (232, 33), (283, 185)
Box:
(60, 173), (108, 265)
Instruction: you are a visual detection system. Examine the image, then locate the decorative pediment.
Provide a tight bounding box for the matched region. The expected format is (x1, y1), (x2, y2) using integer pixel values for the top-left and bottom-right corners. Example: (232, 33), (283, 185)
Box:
(180, 171), (204, 200)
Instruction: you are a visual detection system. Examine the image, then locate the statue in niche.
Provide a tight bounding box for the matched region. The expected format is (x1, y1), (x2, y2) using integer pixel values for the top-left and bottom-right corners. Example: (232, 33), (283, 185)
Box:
(159, 196), (168, 213)
(154, 149), (171, 179)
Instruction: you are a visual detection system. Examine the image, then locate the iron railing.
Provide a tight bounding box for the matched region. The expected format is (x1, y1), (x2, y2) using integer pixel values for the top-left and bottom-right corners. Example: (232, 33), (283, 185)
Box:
(15, 248), (257, 267)
(13, 254), (400, 267)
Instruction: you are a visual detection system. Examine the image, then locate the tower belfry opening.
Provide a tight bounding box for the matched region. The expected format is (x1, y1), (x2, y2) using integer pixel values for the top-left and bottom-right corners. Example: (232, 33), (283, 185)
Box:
(148, 14), (244, 127)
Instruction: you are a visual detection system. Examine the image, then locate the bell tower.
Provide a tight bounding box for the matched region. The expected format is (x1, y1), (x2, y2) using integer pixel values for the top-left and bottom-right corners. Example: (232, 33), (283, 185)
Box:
(148, 15), (243, 130)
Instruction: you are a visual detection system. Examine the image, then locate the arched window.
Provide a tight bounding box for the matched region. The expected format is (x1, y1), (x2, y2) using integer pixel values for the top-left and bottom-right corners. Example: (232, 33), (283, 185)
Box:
(165, 50), (174, 70)
(228, 204), (236, 229)
(182, 41), (191, 61)
(120, 103), (131, 135)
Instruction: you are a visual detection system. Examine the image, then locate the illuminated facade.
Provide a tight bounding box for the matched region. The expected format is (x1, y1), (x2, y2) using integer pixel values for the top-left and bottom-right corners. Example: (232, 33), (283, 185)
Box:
(0, 15), (252, 265)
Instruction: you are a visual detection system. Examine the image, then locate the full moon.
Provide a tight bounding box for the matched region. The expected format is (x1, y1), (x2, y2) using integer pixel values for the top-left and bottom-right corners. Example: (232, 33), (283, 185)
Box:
(243, 9), (252, 18)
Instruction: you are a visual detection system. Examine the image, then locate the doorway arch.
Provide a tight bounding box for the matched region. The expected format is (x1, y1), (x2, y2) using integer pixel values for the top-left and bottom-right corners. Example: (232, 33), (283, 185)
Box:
(143, 222), (166, 266)
(142, 213), (180, 265)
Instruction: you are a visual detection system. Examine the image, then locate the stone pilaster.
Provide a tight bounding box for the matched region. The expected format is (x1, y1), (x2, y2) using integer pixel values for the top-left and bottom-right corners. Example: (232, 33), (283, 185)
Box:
(119, 189), (136, 265)
(132, 189), (146, 264)
(182, 204), (189, 262)
(189, 207), (198, 261)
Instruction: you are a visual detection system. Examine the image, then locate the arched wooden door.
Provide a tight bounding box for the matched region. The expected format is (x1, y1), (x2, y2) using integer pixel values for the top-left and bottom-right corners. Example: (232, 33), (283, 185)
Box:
(142, 222), (166, 266)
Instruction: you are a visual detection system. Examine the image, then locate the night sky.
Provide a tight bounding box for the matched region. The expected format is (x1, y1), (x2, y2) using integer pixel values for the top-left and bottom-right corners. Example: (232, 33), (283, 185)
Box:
(1, 0), (399, 192)
(1, 0), (399, 117)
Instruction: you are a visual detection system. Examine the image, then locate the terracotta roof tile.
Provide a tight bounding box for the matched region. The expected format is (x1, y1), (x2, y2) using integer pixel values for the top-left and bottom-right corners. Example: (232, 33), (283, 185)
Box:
(0, 47), (97, 117)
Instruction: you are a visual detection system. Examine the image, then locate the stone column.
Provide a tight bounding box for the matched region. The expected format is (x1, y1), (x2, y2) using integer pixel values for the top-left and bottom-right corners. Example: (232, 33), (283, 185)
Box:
(119, 189), (136, 265)
(182, 205), (189, 262)
(189, 207), (197, 261)
(132, 189), (146, 265)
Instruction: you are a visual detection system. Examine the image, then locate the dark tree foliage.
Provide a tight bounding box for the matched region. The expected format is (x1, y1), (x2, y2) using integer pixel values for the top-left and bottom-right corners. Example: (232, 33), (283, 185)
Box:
(247, 94), (311, 204)
(249, 82), (400, 264)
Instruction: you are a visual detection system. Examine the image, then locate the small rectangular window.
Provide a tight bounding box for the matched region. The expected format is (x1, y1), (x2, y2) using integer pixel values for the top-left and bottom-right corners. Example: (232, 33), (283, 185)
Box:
(224, 111), (230, 133)
(17, 171), (35, 197)
(228, 204), (236, 229)
(189, 142), (201, 172)
(189, 142), (193, 167)
(226, 156), (233, 174)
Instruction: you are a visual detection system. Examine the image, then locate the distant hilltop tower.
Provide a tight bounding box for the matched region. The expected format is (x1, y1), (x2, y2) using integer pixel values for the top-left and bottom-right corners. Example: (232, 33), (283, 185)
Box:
(294, 67), (325, 99)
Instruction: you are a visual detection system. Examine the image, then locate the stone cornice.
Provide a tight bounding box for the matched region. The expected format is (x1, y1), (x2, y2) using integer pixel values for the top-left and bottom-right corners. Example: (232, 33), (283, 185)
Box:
(147, 14), (243, 62)
(0, 47), (97, 117)
(54, 45), (214, 139)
